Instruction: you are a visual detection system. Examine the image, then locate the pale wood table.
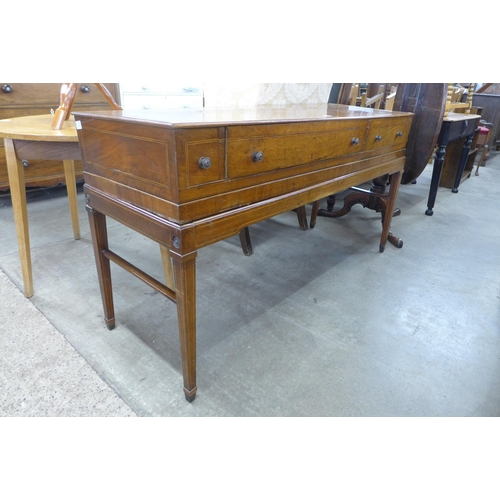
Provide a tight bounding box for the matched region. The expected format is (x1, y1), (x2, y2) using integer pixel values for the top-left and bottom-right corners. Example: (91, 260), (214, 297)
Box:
(0, 114), (81, 297)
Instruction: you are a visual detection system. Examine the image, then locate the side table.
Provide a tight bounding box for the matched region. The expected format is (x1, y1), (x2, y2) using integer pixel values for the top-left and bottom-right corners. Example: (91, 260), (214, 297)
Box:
(425, 112), (481, 216)
(0, 114), (81, 297)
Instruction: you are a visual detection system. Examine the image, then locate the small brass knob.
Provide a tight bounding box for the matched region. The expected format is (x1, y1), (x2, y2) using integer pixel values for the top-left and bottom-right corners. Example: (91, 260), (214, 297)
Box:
(22, 160), (29, 168)
(375, 135), (383, 142)
(80, 85), (90, 93)
(253, 151), (264, 162)
(396, 131), (403, 137)
(198, 157), (212, 169)
(351, 137), (360, 145)
(2, 84), (13, 93)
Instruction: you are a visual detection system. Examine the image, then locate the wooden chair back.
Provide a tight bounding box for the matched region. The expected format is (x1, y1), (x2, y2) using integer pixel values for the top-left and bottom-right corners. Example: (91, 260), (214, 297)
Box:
(443, 83), (475, 117)
(51, 83), (122, 129)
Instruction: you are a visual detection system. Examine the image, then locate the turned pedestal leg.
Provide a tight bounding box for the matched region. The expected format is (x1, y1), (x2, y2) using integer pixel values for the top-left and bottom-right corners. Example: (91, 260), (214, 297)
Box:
(86, 204), (115, 329)
(452, 134), (473, 193)
(172, 253), (198, 402)
(4, 138), (33, 297)
(426, 142), (446, 216)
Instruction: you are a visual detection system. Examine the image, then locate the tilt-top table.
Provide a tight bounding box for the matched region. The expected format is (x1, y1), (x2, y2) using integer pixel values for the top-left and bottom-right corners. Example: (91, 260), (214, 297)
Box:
(0, 114), (81, 297)
(74, 104), (414, 401)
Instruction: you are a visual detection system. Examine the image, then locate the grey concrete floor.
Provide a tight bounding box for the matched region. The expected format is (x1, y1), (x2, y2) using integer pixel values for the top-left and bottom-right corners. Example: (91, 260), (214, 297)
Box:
(1, 153), (499, 417)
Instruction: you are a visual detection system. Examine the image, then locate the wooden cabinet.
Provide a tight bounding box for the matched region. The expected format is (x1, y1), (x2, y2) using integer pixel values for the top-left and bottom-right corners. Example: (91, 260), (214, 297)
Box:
(0, 83), (120, 190)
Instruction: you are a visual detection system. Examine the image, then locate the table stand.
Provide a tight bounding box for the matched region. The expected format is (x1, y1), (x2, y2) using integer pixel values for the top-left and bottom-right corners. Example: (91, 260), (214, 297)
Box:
(309, 174), (404, 250)
(425, 113), (480, 216)
(0, 84), (121, 297)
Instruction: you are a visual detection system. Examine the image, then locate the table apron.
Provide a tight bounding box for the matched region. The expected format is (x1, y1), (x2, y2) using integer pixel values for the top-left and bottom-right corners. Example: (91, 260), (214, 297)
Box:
(439, 118), (479, 144)
(13, 140), (81, 161)
(84, 155), (405, 257)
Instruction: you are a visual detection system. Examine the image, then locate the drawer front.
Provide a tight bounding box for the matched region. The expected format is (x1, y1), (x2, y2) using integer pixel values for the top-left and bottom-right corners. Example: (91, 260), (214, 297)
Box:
(120, 83), (202, 94)
(0, 83), (120, 107)
(121, 94), (203, 110)
(176, 128), (225, 187)
(366, 117), (412, 151)
(226, 121), (368, 179)
(0, 150), (83, 189)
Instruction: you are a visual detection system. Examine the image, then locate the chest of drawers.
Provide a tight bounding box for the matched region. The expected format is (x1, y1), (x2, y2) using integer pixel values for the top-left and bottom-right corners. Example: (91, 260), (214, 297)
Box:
(0, 83), (120, 189)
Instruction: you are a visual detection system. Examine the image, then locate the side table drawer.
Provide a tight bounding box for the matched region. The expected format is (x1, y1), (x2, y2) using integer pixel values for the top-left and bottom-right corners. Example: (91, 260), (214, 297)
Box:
(0, 153), (83, 188)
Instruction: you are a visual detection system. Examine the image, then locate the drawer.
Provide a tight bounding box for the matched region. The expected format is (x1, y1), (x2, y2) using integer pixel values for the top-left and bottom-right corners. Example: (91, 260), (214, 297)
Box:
(120, 83), (202, 94)
(0, 153), (83, 189)
(175, 128), (225, 187)
(365, 117), (412, 151)
(226, 121), (368, 179)
(71, 83), (121, 105)
(121, 94), (203, 110)
(0, 83), (120, 107)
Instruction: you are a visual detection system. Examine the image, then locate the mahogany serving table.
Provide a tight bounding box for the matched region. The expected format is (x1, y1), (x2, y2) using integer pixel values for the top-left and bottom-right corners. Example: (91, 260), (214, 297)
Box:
(74, 104), (413, 402)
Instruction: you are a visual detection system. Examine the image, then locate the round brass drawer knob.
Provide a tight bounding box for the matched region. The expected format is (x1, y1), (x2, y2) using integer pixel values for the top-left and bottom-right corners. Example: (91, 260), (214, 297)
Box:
(80, 85), (90, 93)
(351, 137), (360, 145)
(2, 84), (13, 93)
(396, 131), (403, 137)
(375, 135), (383, 142)
(198, 157), (212, 169)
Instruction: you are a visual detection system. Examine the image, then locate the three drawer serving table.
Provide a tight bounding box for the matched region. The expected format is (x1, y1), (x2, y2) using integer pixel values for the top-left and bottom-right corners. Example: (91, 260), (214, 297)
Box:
(74, 104), (414, 401)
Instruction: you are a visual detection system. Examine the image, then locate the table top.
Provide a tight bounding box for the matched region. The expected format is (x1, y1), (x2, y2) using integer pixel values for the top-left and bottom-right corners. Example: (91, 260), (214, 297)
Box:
(443, 112), (482, 123)
(73, 103), (413, 129)
(0, 114), (78, 142)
